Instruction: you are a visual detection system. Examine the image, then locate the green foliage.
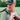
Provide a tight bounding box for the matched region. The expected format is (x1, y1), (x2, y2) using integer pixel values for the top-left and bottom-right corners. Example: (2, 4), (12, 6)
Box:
(0, 1), (2, 7)
(16, 0), (20, 7)
(0, 1), (7, 7)
(1, 2), (7, 7)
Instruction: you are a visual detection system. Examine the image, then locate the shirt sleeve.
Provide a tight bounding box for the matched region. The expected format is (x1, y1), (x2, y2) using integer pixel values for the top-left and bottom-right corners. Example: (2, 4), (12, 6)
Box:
(1, 11), (6, 20)
(15, 12), (20, 19)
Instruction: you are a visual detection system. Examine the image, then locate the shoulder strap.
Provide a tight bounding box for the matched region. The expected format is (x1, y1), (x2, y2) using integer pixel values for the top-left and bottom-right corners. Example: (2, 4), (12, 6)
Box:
(5, 9), (11, 15)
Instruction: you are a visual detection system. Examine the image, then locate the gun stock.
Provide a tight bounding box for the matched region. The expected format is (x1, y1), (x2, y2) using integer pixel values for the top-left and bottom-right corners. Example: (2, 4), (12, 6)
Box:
(0, 8), (6, 13)
(14, 16), (20, 20)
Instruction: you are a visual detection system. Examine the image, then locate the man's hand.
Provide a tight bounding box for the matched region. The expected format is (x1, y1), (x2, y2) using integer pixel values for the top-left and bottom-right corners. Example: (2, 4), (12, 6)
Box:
(10, 13), (16, 20)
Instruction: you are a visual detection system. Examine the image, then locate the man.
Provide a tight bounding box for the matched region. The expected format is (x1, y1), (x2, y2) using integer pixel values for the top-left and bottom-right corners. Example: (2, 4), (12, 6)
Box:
(1, 0), (20, 20)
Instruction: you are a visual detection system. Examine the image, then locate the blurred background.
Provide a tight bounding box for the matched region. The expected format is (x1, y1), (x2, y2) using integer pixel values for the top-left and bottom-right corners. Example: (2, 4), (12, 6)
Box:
(0, 0), (20, 20)
(0, 0), (20, 7)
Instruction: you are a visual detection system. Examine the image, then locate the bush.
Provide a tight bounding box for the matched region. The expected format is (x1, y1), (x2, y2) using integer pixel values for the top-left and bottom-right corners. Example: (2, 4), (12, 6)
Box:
(1, 2), (7, 7)
(0, 1), (2, 7)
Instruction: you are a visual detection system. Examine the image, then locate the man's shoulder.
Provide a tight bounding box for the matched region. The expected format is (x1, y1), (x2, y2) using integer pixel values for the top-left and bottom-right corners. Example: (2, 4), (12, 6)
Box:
(15, 11), (18, 14)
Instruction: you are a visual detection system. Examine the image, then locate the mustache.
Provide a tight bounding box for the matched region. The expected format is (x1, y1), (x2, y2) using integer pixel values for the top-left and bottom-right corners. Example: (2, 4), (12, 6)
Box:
(9, 7), (11, 8)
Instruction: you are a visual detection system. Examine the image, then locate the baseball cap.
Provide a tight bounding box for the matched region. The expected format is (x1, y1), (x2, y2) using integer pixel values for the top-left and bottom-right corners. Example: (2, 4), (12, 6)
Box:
(6, 0), (16, 4)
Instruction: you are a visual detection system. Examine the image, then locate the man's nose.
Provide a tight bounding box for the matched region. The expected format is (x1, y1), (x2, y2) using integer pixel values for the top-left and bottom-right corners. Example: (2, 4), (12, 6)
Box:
(9, 7), (11, 8)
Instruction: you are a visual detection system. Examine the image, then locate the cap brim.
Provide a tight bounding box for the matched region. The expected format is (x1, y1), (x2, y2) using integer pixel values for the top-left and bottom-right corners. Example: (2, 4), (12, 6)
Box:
(6, 1), (13, 4)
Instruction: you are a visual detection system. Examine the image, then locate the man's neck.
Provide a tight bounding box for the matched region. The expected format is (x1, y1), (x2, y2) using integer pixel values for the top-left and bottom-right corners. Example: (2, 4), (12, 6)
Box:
(10, 10), (15, 13)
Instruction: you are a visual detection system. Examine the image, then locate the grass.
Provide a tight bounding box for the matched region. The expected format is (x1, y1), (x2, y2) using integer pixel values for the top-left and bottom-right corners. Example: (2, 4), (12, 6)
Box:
(0, 16), (1, 20)
(0, 7), (20, 20)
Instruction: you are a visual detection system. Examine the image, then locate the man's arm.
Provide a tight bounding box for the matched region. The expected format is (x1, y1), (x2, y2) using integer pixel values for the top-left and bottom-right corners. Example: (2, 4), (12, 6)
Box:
(16, 13), (20, 19)
(14, 11), (20, 20)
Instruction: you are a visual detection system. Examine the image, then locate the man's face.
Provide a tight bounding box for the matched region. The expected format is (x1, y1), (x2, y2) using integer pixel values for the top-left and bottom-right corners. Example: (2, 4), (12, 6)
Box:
(8, 4), (16, 11)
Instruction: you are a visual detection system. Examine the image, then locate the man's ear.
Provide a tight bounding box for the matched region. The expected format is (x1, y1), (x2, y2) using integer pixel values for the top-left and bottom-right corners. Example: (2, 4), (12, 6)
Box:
(14, 3), (16, 6)
(15, 3), (16, 6)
